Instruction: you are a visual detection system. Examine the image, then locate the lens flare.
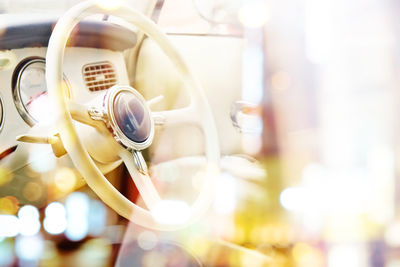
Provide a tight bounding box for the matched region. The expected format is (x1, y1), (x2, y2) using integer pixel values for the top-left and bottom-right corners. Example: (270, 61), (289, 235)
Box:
(151, 200), (190, 225)
(238, 2), (270, 28)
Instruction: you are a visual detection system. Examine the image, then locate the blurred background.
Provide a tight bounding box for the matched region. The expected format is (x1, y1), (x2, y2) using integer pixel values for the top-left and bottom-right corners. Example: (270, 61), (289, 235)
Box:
(1, 0), (400, 266)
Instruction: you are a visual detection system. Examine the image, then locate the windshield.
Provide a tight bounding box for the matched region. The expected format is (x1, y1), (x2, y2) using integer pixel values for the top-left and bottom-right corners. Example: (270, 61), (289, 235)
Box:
(0, 0), (241, 36)
(0, 0), (149, 15)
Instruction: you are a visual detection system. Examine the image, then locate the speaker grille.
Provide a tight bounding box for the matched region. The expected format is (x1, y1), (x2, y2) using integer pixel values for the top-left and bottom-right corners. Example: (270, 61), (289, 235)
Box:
(83, 61), (117, 91)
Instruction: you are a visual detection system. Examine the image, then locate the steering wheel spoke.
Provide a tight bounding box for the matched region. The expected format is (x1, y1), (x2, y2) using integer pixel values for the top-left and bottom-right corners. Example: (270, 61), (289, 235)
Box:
(152, 105), (199, 127)
(119, 148), (161, 210)
(68, 100), (109, 132)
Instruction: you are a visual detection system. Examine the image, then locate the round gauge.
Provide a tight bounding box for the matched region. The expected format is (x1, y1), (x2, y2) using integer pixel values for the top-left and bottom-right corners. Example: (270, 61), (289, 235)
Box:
(0, 95), (4, 132)
(13, 58), (70, 126)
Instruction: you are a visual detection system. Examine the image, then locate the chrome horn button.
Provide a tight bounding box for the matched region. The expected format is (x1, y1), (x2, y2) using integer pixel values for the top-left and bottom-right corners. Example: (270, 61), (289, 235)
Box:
(113, 91), (151, 143)
(103, 85), (154, 150)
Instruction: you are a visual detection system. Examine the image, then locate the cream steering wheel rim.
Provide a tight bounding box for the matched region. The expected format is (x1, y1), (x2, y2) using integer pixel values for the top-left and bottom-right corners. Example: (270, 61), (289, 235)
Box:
(46, 0), (220, 231)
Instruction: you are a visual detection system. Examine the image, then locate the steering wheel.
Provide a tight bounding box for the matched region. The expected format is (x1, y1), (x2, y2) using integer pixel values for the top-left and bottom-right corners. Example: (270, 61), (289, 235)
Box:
(46, 0), (220, 231)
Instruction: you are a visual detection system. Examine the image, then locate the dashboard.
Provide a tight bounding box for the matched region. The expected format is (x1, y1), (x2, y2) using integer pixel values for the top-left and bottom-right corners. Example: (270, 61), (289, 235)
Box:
(0, 16), (246, 174)
(0, 19), (136, 165)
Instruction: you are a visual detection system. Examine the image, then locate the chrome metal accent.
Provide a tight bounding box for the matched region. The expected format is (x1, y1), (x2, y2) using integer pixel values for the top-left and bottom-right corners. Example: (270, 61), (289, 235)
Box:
(146, 95), (164, 107)
(132, 150), (148, 174)
(0, 95), (4, 133)
(230, 100), (262, 134)
(103, 85), (155, 151)
(88, 106), (107, 122)
(12, 58), (45, 126)
(12, 57), (71, 126)
(152, 113), (166, 126)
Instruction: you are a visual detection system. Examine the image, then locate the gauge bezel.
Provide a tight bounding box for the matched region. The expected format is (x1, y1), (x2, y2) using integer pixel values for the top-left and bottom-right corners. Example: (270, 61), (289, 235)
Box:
(0, 95), (4, 133)
(12, 57), (71, 126)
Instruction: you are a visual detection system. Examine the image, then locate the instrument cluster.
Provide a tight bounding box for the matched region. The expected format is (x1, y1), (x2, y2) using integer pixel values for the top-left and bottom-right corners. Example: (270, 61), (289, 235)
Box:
(11, 57), (70, 126)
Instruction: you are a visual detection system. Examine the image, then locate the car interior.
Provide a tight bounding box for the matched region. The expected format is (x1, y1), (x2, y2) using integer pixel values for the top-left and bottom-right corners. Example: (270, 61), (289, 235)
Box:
(0, 0), (269, 266)
(2, 0), (398, 267)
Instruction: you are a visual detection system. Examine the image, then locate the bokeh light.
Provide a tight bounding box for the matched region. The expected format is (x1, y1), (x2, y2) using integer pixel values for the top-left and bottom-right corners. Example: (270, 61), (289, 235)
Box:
(88, 199), (107, 236)
(385, 221), (400, 247)
(279, 187), (305, 212)
(137, 231), (158, 251)
(15, 235), (43, 261)
(0, 196), (19, 215)
(43, 202), (67, 235)
(213, 173), (237, 215)
(54, 167), (77, 193)
(18, 205), (41, 236)
(65, 192), (89, 241)
(29, 146), (56, 173)
(327, 244), (367, 267)
(22, 182), (43, 202)
(0, 239), (14, 266)
(0, 167), (13, 187)
(0, 215), (19, 237)
(292, 243), (324, 267)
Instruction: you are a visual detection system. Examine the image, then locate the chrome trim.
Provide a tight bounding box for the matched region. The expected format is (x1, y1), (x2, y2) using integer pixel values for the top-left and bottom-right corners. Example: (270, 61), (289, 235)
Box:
(0, 95), (4, 133)
(88, 106), (107, 122)
(132, 150), (148, 174)
(12, 57), (71, 127)
(12, 58), (44, 126)
(103, 85), (154, 151)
